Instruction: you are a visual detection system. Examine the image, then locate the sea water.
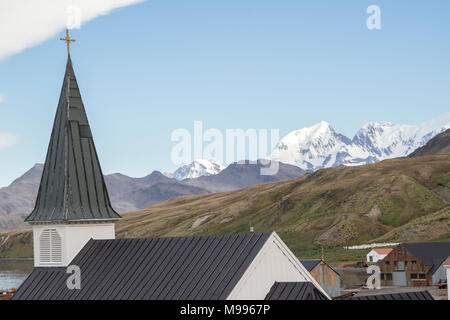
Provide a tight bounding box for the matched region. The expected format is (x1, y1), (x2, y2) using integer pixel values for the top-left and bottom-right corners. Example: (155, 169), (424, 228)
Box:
(0, 259), (33, 290)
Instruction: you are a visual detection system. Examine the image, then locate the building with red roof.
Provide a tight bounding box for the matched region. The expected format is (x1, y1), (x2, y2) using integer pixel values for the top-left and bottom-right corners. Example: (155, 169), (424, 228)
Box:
(367, 248), (393, 263)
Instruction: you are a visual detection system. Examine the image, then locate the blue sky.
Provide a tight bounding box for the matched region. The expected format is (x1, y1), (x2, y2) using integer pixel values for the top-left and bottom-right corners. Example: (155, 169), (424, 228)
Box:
(0, 0), (449, 186)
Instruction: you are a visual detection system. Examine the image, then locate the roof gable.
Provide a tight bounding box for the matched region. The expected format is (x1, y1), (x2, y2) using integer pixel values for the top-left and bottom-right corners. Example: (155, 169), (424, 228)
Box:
(373, 248), (393, 255)
(25, 57), (120, 222)
(300, 259), (340, 277)
(401, 242), (450, 274)
(13, 232), (271, 300)
(299, 259), (321, 271)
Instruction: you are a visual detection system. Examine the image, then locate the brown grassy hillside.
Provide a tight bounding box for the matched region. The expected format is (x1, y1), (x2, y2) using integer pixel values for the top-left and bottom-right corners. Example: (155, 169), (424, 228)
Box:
(115, 155), (449, 245)
(408, 129), (450, 157)
(2, 154), (449, 262)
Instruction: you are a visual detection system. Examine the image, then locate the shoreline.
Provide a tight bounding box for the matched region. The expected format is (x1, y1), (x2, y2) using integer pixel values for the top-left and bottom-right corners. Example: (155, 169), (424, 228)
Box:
(0, 258), (33, 262)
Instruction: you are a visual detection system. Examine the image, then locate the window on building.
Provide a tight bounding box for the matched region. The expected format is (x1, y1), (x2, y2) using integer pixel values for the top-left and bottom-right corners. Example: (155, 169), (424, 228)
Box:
(411, 273), (418, 279)
(386, 273), (393, 281)
(39, 229), (62, 264)
(380, 273), (385, 280)
(405, 261), (408, 267)
(411, 261), (417, 266)
(418, 273), (426, 279)
(369, 256), (373, 262)
(385, 261), (390, 265)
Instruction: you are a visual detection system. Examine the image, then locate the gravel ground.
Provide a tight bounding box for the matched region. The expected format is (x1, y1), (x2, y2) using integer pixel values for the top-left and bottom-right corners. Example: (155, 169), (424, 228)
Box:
(342, 286), (448, 300)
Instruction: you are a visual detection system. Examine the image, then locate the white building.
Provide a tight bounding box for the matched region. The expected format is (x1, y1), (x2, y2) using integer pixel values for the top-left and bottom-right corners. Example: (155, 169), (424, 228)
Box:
(366, 248), (393, 263)
(14, 231), (331, 300)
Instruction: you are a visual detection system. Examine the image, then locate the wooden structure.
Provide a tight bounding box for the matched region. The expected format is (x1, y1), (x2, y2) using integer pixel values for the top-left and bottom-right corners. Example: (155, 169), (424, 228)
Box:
(378, 242), (450, 287)
(300, 259), (341, 297)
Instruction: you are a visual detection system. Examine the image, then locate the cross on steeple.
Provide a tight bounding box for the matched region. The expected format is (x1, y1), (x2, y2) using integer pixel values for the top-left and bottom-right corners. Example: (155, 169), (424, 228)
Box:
(60, 28), (76, 55)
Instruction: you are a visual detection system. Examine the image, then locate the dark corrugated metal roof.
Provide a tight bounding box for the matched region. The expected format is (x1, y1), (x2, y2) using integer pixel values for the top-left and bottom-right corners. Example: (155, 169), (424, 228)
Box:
(25, 56), (120, 222)
(401, 242), (450, 274)
(13, 232), (272, 300)
(300, 259), (340, 277)
(264, 282), (329, 300)
(349, 290), (434, 300)
(300, 259), (321, 272)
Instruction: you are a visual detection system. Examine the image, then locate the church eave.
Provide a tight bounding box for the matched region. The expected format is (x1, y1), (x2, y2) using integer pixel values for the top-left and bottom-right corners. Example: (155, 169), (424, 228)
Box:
(27, 218), (121, 225)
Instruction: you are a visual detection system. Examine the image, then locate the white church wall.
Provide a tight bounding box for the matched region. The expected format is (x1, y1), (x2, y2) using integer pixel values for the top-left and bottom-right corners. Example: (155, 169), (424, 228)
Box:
(227, 232), (330, 300)
(32, 222), (115, 267)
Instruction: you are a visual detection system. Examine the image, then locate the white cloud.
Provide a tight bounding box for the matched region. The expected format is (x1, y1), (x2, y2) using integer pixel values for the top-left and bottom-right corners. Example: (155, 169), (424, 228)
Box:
(0, 133), (19, 149)
(0, 93), (4, 104)
(0, 0), (145, 61)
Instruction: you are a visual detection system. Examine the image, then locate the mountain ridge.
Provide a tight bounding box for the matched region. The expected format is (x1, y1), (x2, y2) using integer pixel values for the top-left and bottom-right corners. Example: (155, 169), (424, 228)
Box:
(114, 153), (450, 252)
(3, 154), (448, 261)
(170, 159), (225, 180)
(0, 160), (304, 231)
(1, 114), (448, 232)
(271, 113), (450, 170)
(408, 129), (450, 158)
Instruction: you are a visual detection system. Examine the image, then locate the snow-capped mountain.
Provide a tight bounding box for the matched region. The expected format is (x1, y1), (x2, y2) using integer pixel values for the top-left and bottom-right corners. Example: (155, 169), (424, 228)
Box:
(171, 159), (225, 181)
(271, 113), (450, 171)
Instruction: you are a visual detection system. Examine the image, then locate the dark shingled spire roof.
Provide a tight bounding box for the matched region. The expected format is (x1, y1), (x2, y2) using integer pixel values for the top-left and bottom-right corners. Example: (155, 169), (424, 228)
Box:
(25, 56), (121, 222)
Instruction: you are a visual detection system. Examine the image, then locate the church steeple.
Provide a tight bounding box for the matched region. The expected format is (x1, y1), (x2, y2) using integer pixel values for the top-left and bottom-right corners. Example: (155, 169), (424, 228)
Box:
(27, 32), (120, 267)
(26, 56), (121, 223)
